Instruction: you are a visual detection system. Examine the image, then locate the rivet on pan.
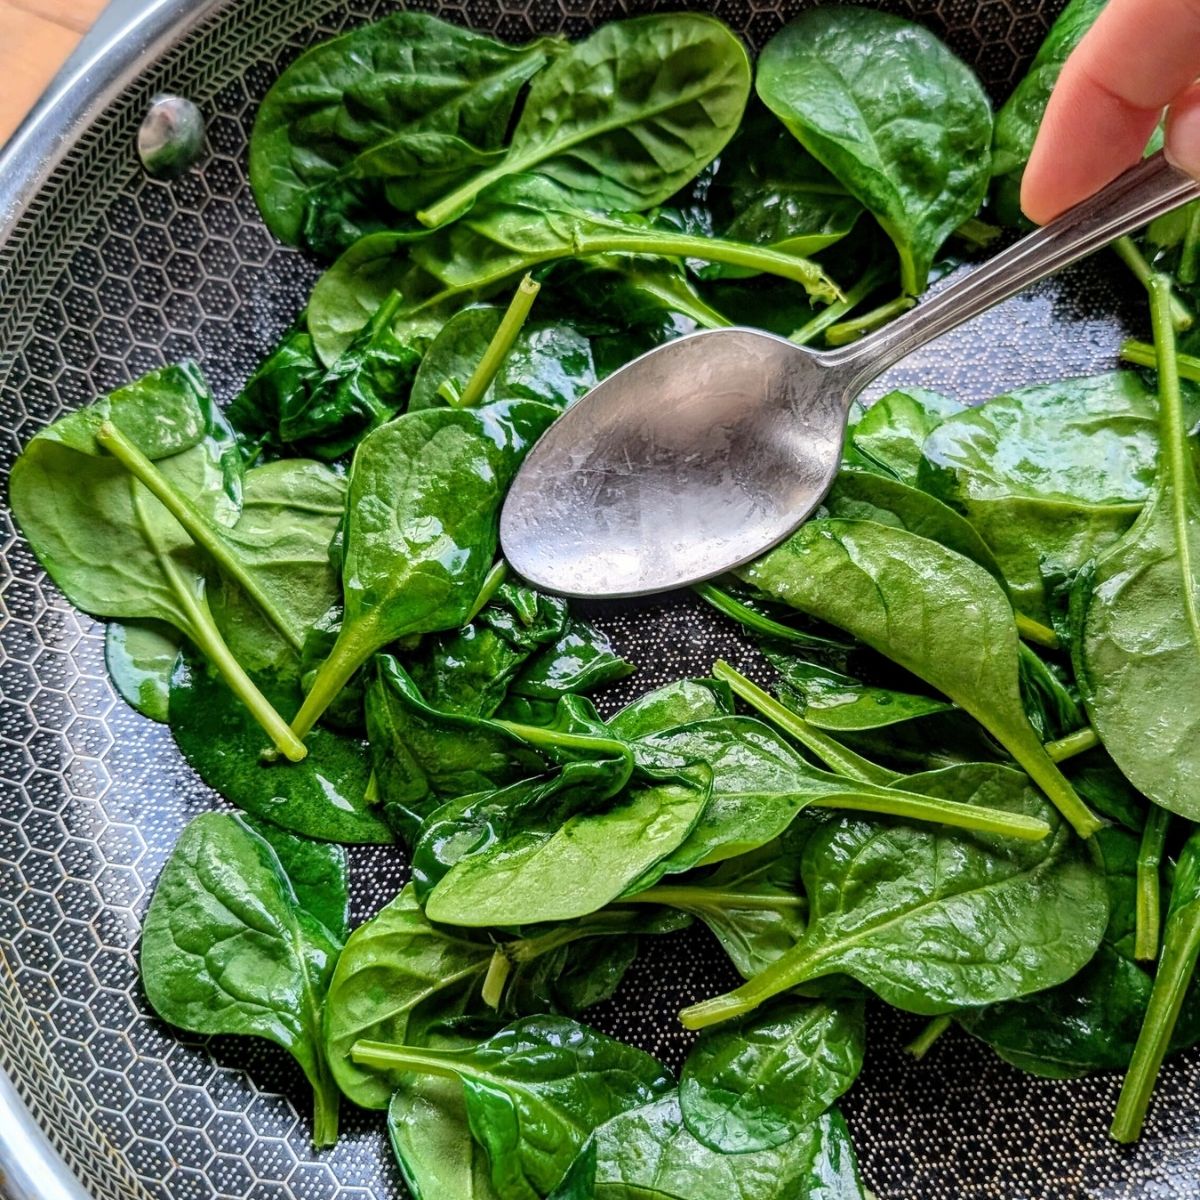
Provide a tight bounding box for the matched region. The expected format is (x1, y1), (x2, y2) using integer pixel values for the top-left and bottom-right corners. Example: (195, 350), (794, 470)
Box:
(137, 94), (206, 180)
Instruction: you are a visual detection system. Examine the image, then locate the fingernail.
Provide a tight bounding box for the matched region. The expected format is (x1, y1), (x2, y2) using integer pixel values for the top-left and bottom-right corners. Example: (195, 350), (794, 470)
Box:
(1166, 85), (1200, 179)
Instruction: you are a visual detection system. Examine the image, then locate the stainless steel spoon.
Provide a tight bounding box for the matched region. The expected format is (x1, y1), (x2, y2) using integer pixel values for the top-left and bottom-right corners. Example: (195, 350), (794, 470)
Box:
(501, 151), (1200, 598)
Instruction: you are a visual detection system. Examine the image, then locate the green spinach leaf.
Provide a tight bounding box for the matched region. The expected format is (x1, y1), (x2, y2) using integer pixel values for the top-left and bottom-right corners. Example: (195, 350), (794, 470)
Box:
(920, 371), (1164, 625)
(105, 619), (180, 723)
(548, 1093), (866, 1200)
(409, 305), (596, 412)
(850, 387), (964, 484)
(416, 14), (751, 228)
(679, 997), (865, 1153)
(353, 1015), (673, 1200)
(739, 519), (1101, 837)
(292, 399), (558, 737)
(140, 812), (346, 1146)
(757, 8), (992, 293)
(682, 764), (1108, 1028)
(307, 175), (837, 362)
(249, 12), (564, 249)
(1074, 282), (1200, 817)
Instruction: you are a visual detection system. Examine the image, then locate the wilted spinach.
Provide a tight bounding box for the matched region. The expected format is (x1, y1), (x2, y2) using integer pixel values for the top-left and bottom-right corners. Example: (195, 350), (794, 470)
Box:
(307, 175), (838, 362)
(249, 12), (565, 251)
(415, 14), (752, 228)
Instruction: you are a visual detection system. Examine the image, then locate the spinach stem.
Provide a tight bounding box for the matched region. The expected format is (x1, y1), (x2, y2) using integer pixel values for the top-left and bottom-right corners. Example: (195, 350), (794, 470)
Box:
(1121, 338), (1200, 381)
(1181, 202), (1200, 286)
(291, 623), (375, 740)
(680, 943), (823, 1029)
(1136, 806), (1171, 962)
(453, 274), (540, 409)
(1014, 612), (1060, 650)
(311, 1066), (340, 1149)
(904, 1015), (952, 1060)
(350, 1040), (466, 1081)
(694, 583), (847, 649)
(173, 577), (306, 762)
(808, 792), (1050, 842)
(638, 277), (732, 330)
(589, 232), (841, 299)
(464, 560), (509, 623)
(481, 947), (512, 1008)
(96, 421), (303, 652)
(1112, 238), (1193, 332)
(789, 261), (889, 345)
(824, 294), (915, 347)
(1044, 725), (1100, 763)
(712, 660), (900, 787)
(496, 719), (629, 761)
(621, 887), (805, 913)
(1111, 832), (1200, 1142)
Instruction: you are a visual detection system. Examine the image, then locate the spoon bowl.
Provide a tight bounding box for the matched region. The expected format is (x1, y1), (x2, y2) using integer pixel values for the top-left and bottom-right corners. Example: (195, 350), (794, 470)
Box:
(502, 152), (1200, 598)
(500, 328), (851, 596)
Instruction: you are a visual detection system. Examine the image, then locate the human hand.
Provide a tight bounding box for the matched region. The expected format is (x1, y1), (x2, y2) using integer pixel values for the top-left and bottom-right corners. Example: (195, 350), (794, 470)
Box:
(1021, 0), (1200, 224)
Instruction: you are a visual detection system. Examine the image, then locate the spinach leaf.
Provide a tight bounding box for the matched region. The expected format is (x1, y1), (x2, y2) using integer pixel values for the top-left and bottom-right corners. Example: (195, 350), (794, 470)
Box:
(1113, 827), (1200, 1141)
(756, 8), (992, 294)
(409, 305), (596, 412)
(679, 997), (865, 1152)
(249, 12), (564, 249)
(705, 105), (863, 268)
(548, 1094), (866, 1200)
(140, 812), (345, 1146)
(624, 841), (808, 979)
(388, 1035), (504, 1200)
(607, 677), (734, 740)
(681, 764), (1108, 1028)
(850, 387), (964, 484)
(1074, 281), (1200, 818)
(511, 619), (634, 700)
(739, 519), (1102, 837)
(353, 1015), (673, 1200)
(230, 297), (420, 459)
(167, 649), (390, 843)
(404, 582), (570, 718)
(292, 399), (558, 737)
(624, 714), (1049, 892)
(959, 828), (1200, 1078)
(324, 885), (670, 1109)
(768, 654), (954, 733)
(307, 175), (837, 362)
(424, 770), (712, 927)
(366, 656), (627, 842)
(105, 619), (180, 723)
(822, 468), (1008, 589)
(228, 322), (325, 451)
(416, 14), (751, 228)
(206, 458), (346, 677)
(9, 365), (305, 759)
(990, 0), (1107, 226)
(920, 371), (1163, 625)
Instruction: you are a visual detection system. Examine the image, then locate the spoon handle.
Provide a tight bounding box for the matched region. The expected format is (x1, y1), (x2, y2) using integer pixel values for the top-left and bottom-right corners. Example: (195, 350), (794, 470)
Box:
(827, 151), (1200, 389)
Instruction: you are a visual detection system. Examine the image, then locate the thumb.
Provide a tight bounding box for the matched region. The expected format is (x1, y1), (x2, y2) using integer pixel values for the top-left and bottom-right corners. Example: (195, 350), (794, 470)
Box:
(1166, 83), (1200, 179)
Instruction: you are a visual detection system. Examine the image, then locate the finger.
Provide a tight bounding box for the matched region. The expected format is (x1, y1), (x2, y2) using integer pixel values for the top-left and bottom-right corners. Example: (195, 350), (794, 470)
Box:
(1022, 0), (1200, 223)
(1166, 82), (1200, 177)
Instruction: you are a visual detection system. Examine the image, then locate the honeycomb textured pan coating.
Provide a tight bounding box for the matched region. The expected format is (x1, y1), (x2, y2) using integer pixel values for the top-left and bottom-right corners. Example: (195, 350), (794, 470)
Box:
(0, 1), (1194, 1198)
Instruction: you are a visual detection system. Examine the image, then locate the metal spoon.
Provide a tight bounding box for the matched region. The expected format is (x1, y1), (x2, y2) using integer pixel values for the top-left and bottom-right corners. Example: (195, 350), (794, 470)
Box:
(501, 151), (1200, 598)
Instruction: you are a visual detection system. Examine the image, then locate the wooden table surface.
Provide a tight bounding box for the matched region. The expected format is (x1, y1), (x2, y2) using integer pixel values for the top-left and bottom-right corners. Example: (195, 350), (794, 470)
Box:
(0, 0), (107, 146)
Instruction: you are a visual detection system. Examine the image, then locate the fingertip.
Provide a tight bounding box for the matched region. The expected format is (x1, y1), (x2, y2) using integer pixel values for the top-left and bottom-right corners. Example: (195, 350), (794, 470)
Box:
(1166, 84), (1200, 180)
